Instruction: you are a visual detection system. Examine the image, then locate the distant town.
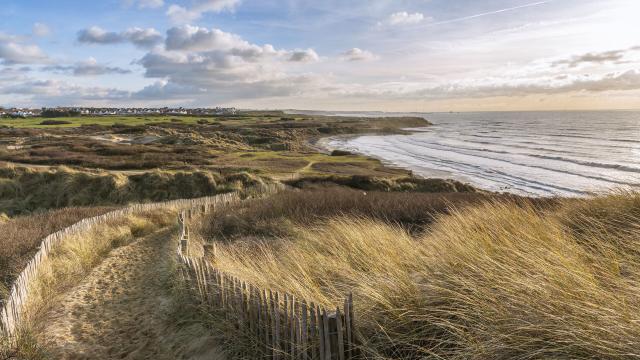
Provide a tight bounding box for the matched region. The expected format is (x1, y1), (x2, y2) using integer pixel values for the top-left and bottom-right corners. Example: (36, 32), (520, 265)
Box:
(0, 107), (239, 118)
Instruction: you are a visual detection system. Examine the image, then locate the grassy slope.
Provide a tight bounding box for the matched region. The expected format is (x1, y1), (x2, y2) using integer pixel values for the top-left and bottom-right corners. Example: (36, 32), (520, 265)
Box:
(0, 163), (262, 216)
(196, 189), (639, 359)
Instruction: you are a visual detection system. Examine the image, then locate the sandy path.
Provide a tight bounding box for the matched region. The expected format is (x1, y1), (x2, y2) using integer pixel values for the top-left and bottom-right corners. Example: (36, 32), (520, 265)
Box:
(40, 228), (226, 360)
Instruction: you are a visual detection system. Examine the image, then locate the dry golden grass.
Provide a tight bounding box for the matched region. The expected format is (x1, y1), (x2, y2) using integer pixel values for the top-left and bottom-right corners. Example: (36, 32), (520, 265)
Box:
(0, 206), (118, 298)
(205, 192), (640, 359)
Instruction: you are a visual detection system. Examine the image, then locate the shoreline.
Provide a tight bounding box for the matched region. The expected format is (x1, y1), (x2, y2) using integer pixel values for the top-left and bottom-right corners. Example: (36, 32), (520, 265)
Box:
(309, 130), (478, 187)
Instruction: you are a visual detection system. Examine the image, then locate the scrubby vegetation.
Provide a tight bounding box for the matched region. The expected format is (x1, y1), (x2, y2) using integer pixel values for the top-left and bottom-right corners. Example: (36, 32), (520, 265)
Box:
(195, 189), (639, 359)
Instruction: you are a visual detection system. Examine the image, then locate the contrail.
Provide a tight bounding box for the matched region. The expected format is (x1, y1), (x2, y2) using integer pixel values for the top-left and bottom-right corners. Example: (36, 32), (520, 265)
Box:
(429, 1), (554, 26)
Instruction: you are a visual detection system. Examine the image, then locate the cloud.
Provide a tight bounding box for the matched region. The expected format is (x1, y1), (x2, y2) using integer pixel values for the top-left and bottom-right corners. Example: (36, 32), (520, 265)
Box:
(552, 46), (640, 67)
(0, 37), (49, 64)
(387, 12), (426, 26)
(43, 57), (132, 76)
(332, 70), (640, 100)
(124, 28), (164, 48)
(166, 25), (254, 52)
(137, 25), (322, 102)
(0, 79), (130, 102)
(32, 23), (51, 37)
(77, 26), (162, 48)
(288, 49), (319, 63)
(124, 0), (164, 9)
(132, 80), (205, 100)
(164, 25), (318, 63)
(341, 48), (377, 61)
(166, 0), (240, 24)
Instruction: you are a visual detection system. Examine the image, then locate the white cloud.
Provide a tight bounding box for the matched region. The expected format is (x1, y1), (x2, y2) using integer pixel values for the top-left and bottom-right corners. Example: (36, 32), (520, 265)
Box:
(77, 26), (162, 48)
(341, 48), (377, 62)
(166, 0), (240, 24)
(32, 23), (51, 37)
(0, 36), (48, 64)
(288, 49), (319, 63)
(387, 12), (426, 26)
(123, 0), (164, 8)
(123, 27), (164, 48)
(0, 79), (130, 102)
(552, 46), (640, 68)
(137, 25), (322, 102)
(43, 57), (132, 76)
(330, 69), (640, 100)
(166, 25), (253, 52)
(164, 25), (318, 63)
(138, 0), (164, 8)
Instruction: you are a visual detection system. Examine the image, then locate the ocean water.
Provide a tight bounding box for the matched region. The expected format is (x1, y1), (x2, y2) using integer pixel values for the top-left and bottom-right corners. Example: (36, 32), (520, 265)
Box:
(323, 111), (640, 197)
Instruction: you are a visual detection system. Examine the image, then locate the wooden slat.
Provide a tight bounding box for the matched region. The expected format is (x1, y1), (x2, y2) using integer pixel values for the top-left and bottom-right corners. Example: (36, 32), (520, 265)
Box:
(322, 308), (330, 360)
(283, 293), (289, 356)
(336, 308), (345, 360)
(290, 295), (296, 358)
(273, 291), (281, 360)
(309, 304), (318, 360)
(301, 300), (309, 360)
(344, 297), (352, 360)
(295, 316), (302, 360)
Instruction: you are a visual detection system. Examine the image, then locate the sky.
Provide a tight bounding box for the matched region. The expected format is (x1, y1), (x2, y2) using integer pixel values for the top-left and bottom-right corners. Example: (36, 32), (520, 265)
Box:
(1, 0), (640, 111)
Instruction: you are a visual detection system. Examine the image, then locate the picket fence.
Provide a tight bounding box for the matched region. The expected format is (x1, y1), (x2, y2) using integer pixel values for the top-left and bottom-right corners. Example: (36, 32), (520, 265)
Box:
(177, 197), (358, 360)
(0, 193), (238, 338)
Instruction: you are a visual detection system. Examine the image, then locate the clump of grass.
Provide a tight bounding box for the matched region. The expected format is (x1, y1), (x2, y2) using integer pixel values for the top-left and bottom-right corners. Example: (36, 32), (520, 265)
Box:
(205, 193), (640, 359)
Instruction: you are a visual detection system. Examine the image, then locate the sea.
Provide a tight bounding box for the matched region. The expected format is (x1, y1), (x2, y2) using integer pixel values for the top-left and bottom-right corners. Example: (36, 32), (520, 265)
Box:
(296, 111), (640, 197)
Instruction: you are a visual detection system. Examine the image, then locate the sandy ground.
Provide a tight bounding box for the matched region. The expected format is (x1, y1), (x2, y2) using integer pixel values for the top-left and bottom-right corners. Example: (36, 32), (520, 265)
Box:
(40, 228), (226, 360)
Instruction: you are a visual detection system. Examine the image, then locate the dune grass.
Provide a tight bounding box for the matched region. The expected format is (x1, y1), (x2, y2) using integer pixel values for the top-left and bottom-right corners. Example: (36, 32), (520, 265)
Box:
(199, 191), (639, 359)
(0, 206), (118, 299)
(194, 187), (546, 241)
(0, 163), (259, 215)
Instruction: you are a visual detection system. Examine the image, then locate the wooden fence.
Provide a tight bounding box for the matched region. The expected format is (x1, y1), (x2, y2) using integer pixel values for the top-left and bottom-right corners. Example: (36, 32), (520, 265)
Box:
(177, 201), (358, 359)
(0, 192), (245, 338)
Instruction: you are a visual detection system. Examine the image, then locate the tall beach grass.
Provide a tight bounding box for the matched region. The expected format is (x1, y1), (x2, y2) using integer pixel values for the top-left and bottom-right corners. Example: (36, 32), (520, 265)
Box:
(202, 191), (640, 359)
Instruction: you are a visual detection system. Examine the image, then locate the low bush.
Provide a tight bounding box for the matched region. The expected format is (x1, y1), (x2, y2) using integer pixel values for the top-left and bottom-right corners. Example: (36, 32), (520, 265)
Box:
(38, 120), (72, 126)
(330, 149), (353, 156)
(285, 175), (478, 193)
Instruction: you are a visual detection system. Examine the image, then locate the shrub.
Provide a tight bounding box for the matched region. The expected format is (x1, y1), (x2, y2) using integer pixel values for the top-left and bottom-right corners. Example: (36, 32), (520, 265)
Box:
(330, 149), (353, 156)
(38, 120), (72, 126)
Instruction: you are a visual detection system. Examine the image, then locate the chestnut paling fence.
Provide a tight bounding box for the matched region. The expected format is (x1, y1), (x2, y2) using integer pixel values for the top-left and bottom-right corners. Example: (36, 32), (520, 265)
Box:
(1, 187), (358, 359)
(177, 197), (358, 360)
(0, 193), (236, 338)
